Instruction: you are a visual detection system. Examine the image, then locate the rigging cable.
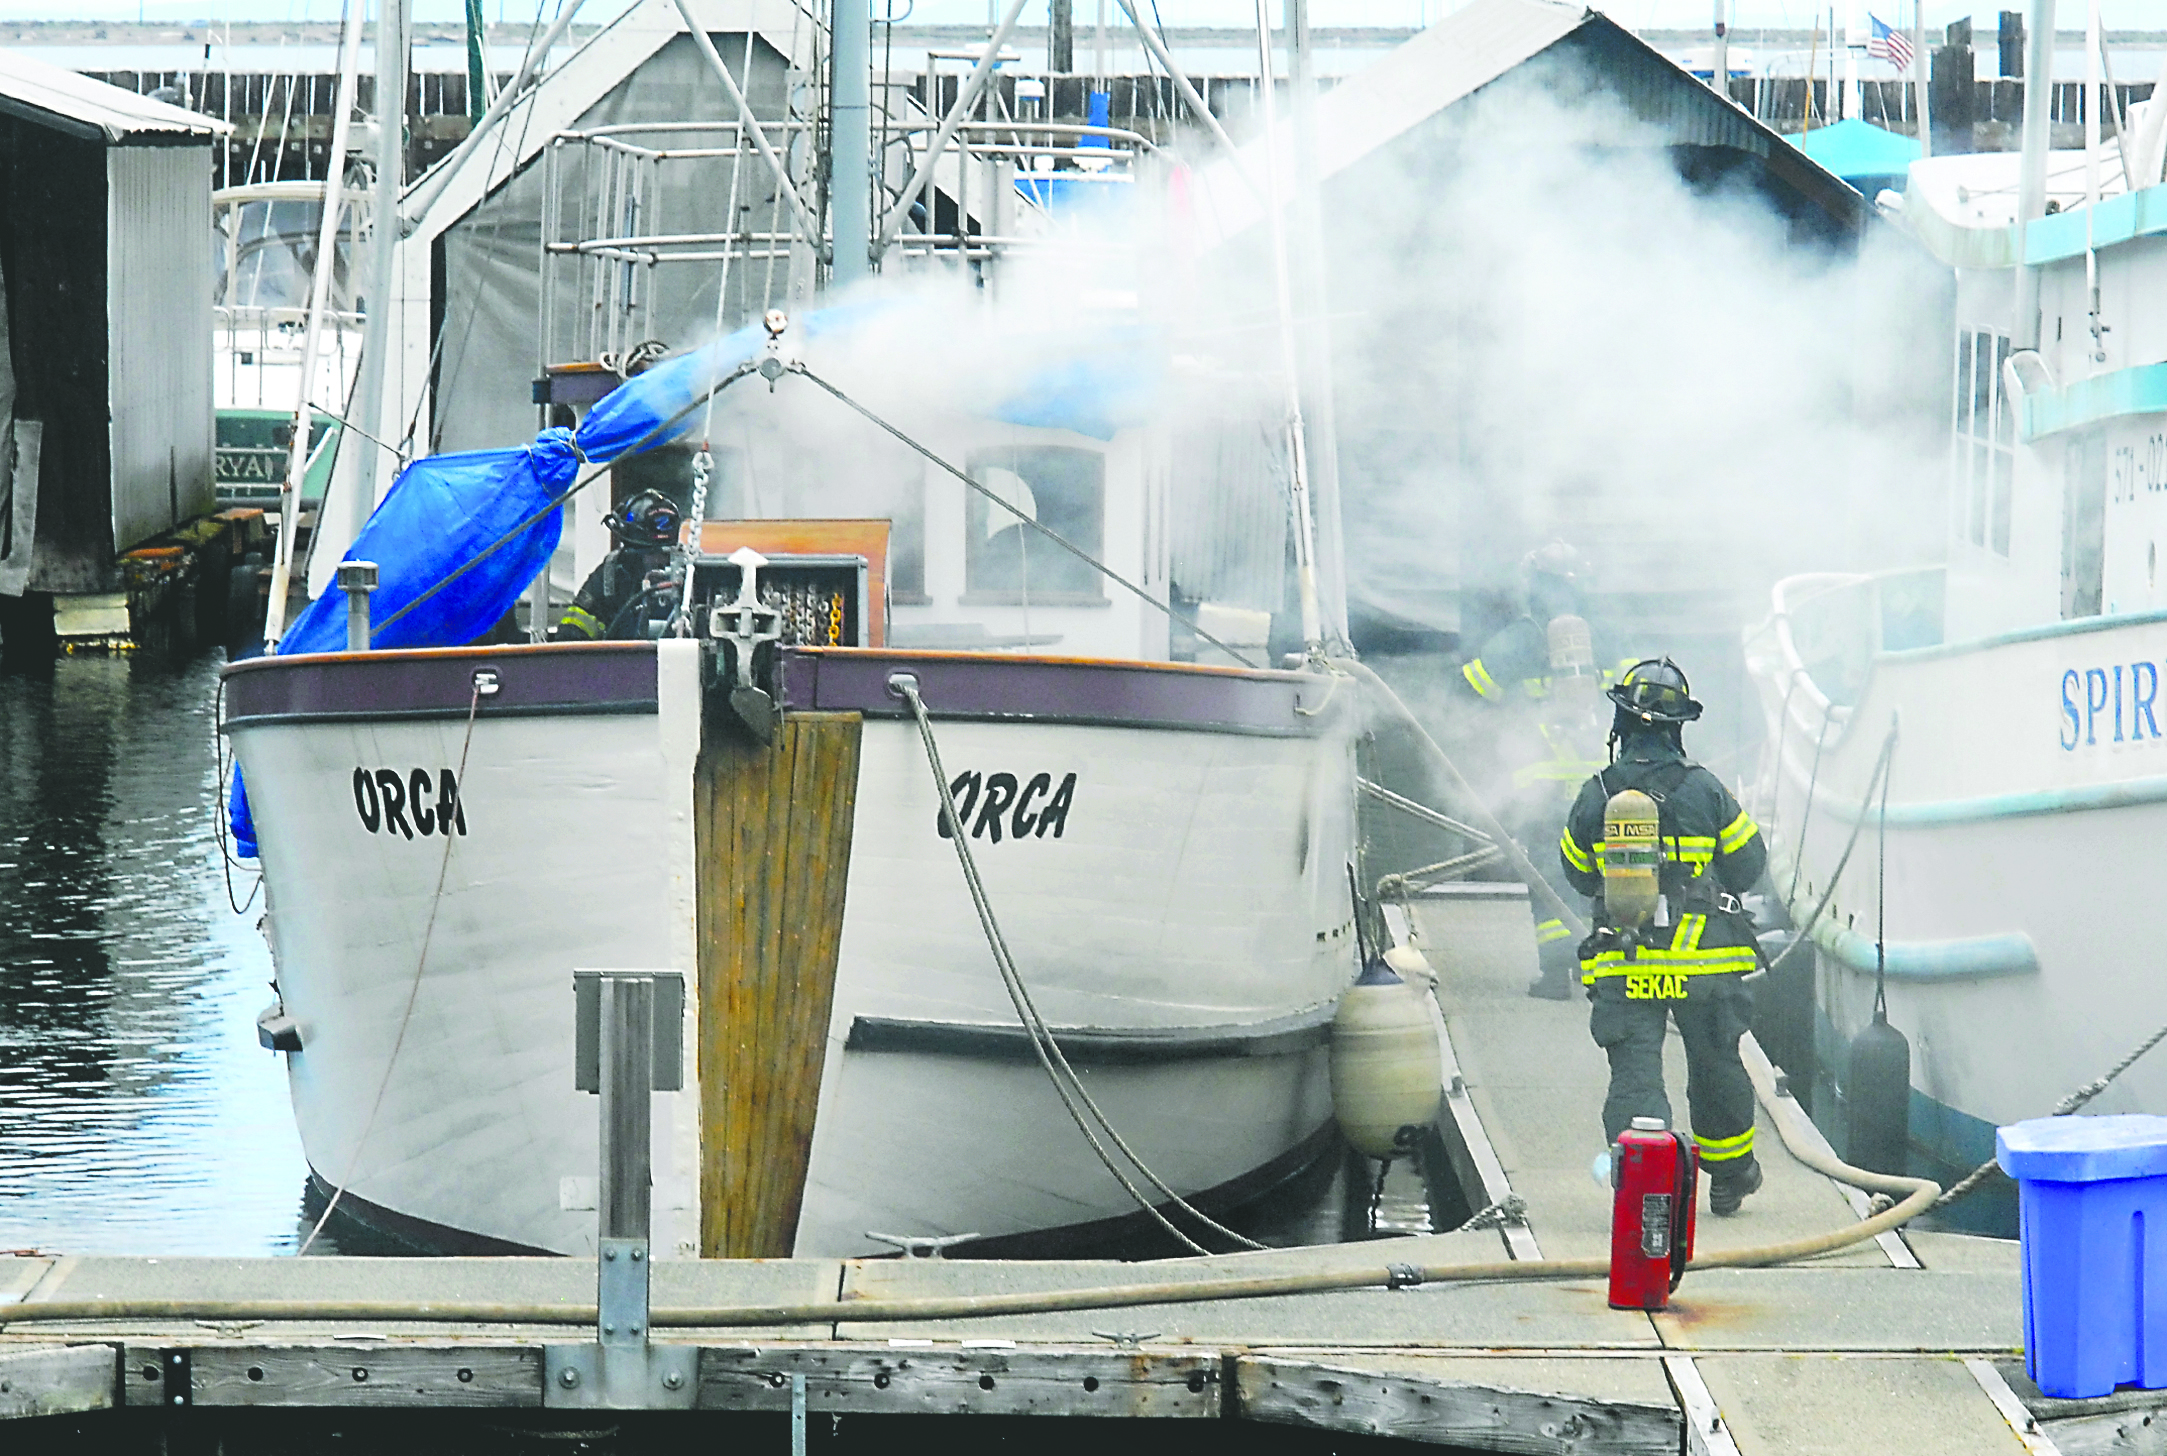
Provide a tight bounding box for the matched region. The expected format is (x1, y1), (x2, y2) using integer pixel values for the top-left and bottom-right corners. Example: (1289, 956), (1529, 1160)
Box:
(897, 675), (1266, 1254)
(297, 680), (486, 1255)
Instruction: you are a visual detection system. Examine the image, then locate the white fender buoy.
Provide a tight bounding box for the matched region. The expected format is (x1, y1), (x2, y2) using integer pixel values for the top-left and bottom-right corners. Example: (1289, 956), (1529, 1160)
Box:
(1330, 957), (1446, 1159)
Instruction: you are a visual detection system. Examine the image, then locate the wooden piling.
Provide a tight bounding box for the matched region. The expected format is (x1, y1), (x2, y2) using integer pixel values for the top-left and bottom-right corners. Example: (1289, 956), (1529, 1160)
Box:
(694, 710), (863, 1259)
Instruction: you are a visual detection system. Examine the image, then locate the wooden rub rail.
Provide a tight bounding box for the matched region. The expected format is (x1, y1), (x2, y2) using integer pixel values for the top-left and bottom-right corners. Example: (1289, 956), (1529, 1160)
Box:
(4, 1339), (1693, 1445)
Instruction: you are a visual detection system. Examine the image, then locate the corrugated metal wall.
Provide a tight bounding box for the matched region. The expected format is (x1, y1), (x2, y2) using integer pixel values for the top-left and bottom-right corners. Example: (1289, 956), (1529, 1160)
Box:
(107, 143), (215, 554)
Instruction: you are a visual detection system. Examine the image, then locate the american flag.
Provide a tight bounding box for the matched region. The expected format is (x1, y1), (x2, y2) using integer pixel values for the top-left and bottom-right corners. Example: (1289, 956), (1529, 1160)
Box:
(1867, 13), (1915, 69)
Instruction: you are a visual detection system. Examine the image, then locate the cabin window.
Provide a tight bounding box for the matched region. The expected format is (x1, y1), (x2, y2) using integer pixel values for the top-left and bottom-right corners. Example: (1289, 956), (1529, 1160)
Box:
(963, 446), (1106, 602)
(1953, 329), (2013, 556)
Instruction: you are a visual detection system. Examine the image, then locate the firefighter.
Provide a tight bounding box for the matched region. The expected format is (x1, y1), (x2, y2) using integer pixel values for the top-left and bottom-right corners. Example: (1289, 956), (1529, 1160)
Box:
(1558, 658), (1768, 1216)
(553, 489), (684, 641)
(1457, 542), (1618, 996)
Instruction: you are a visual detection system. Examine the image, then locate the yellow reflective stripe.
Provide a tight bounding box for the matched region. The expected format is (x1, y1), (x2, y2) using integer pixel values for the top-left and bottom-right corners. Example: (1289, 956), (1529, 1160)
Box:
(1463, 659), (1501, 700)
(1673, 914), (1707, 952)
(1719, 810), (1759, 854)
(1696, 1128), (1756, 1162)
(1535, 917), (1571, 945)
(556, 606), (606, 640)
(1670, 836), (1716, 851)
(1560, 828), (1594, 873)
(1579, 948), (1757, 978)
(1515, 759), (1603, 786)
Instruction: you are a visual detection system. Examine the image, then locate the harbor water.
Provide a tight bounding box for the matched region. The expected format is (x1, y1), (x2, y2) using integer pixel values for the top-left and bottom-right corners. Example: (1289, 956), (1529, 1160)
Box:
(0, 652), (314, 1255)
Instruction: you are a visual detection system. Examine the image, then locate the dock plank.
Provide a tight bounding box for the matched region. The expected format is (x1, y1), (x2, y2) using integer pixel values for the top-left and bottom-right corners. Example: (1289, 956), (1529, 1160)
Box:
(0, 1257), (51, 1305)
(0, 1343), (117, 1420)
(1238, 1352), (1680, 1455)
(1693, 1353), (2028, 1454)
(697, 1343), (1218, 1418)
(186, 1344), (540, 1408)
(1649, 1268), (2023, 1352)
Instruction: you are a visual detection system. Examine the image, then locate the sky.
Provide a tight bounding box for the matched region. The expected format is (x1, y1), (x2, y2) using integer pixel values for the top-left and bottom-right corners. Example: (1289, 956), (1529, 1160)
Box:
(3, 1), (2162, 31)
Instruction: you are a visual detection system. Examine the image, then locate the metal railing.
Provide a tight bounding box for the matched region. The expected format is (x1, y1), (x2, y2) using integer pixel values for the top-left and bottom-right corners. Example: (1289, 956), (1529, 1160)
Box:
(538, 117), (820, 371)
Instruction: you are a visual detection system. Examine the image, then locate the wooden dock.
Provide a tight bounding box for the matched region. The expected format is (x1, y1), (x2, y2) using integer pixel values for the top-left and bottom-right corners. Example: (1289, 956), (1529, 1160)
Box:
(0, 885), (2150, 1453)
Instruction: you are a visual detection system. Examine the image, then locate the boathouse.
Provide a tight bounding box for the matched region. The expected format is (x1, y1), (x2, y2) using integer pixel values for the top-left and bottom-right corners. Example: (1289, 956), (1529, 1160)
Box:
(1196, 0), (1939, 754)
(0, 51), (227, 599)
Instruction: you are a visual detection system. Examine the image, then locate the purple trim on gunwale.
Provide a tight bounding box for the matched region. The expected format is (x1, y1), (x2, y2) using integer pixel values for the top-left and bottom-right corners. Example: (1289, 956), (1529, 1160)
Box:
(781, 648), (1331, 736)
(222, 643), (658, 727)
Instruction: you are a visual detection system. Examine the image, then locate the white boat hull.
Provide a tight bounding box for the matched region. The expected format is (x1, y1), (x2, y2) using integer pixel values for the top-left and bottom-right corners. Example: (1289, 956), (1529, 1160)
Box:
(1748, 574), (2167, 1185)
(227, 640), (1356, 1257)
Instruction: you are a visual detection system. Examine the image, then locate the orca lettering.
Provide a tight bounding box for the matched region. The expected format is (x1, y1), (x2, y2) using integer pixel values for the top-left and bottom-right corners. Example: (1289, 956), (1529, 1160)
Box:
(353, 768), (469, 837)
(352, 768), (380, 832)
(409, 768), (436, 835)
(935, 770), (1078, 841)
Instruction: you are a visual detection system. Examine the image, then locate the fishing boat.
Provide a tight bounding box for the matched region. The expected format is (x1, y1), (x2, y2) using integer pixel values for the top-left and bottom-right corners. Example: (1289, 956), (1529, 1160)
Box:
(1744, 15), (2167, 1220)
(222, 0), (1366, 1259)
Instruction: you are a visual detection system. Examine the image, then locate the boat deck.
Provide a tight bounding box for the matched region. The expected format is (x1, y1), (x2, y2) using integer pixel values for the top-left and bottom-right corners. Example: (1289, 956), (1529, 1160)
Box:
(0, 887), (2140, 1453)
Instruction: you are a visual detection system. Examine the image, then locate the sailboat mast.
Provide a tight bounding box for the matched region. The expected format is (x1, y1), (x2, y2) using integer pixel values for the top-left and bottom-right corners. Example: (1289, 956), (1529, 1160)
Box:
(1283, 0), (1347, 649)
(264, 0), (365, 645)
(830, 0), (872, 287)
(350, 0), (409, 542)
(2013, 0), (2056, 350)
(1250, 0), (1323, 655)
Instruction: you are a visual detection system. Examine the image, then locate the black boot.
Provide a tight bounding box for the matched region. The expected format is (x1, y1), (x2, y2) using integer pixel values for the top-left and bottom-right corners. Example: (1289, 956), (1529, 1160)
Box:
(1708, 1158), (1763, 1216)
(1527, 936), (1578, 1000)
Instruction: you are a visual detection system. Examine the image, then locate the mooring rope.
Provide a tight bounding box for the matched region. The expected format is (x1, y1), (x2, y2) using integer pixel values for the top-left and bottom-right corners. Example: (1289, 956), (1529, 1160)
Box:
(1935, 1019), (2167, 1208)
(896, 675), (1266, 1255)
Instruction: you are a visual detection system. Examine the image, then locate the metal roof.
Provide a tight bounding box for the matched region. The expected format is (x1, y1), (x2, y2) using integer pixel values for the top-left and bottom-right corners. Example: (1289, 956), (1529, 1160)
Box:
(0, 47), (228, 143)
(1191, 0), (1861, 247)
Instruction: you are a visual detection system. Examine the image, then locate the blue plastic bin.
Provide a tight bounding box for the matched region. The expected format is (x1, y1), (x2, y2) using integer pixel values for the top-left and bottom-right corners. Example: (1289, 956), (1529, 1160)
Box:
(1998, 1114), (2167, 1398)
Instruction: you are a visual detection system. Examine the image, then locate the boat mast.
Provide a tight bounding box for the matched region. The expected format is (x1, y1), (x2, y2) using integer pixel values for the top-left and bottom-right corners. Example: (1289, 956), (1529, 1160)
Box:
(264, 0), (365, 645)
(830, 0), (872, 287)
(2013, 0), (2055, 351)
(1283, 0), (1347, 650)
(2083, 0), (2104, 367)
(349, 0), (410, 544)
(1249, 0), (1324, 656)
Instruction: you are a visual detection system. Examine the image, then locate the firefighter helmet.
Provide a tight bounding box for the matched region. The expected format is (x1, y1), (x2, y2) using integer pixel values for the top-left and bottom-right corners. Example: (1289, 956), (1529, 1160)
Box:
(1607, 657), (1703, 726)
(604, 488), (683, 548)
(1522, 540), (1582, 584)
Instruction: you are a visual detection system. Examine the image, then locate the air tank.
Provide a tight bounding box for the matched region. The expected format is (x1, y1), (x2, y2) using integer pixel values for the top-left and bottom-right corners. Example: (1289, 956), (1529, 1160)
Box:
(1330, 956), (1446, 1160)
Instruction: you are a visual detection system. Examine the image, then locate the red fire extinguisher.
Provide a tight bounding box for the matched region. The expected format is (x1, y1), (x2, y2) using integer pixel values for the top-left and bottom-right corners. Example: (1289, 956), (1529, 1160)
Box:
(1608, 1115), (1698, 1310)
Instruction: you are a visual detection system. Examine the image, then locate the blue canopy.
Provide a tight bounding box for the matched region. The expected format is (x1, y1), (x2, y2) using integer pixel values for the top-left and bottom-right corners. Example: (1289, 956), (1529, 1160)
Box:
(1789, 119), (1920, 184)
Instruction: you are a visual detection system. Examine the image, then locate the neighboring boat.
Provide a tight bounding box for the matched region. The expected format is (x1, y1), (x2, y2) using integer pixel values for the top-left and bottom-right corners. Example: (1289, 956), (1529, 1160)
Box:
(1744, 59), (2167, 1224)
